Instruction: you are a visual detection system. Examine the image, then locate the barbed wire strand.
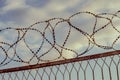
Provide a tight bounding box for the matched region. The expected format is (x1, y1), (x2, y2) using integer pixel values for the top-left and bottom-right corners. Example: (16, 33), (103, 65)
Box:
(0, 10), (120, 67)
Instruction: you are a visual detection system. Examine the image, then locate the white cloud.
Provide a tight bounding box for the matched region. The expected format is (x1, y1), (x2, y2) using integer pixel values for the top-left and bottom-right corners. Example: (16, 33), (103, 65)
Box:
(81, 0), (120, 13)
(0, 0), (120, 65)
(45, 0), (80, 12)
(2, 0), (27, 12)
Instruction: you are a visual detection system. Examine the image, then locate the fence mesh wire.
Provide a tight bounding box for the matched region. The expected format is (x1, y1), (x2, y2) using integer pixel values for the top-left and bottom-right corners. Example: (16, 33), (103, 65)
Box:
(0, 10), (120, 80)
(0, 50), (120, 80)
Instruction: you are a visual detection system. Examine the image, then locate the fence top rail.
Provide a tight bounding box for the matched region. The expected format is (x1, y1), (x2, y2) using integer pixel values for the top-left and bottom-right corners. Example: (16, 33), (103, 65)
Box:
(0, 50), (120, 73)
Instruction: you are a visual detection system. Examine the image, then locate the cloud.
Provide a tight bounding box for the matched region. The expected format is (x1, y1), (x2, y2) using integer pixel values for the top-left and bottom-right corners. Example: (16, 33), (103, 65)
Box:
(0, 0), (120, 67)
(0, 0), (6, 8)
(2, 0), (27, 12)
(0, 8), (29, 24)
(81, 0), (120, 12)
(1, 0), (120, 26)
(25, 0), (50, 8)
(45, 0), (80, 12)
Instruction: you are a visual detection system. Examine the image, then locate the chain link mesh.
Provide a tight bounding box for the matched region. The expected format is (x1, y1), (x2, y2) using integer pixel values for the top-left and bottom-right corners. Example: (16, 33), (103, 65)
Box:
(0, 50), (120, 80)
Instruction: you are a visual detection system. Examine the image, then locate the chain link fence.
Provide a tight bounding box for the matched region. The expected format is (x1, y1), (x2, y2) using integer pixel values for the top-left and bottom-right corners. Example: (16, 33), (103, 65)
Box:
(0, 50), (120, 80)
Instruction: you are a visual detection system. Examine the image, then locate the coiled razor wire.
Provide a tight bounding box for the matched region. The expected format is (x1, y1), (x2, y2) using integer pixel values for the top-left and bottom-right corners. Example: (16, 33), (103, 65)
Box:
(0, 10), (120, 67)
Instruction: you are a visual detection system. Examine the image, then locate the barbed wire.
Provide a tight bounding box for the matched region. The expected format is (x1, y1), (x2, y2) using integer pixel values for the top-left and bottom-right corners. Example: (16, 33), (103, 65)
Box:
(0, 10), (120, 67)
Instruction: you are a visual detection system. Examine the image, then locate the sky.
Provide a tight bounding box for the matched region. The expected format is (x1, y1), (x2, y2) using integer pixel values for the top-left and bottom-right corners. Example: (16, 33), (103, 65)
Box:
(0, 0), (120, 26)
(0, 0), (120, 68)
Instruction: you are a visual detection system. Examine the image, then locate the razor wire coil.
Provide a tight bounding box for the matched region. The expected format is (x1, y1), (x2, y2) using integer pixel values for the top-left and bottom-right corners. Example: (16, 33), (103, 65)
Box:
(0, 10), (120, 67)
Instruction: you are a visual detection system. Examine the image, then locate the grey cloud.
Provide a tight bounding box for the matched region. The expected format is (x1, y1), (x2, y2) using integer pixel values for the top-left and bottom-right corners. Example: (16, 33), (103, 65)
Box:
(0, 0), (6, 8)
(25, 0), (50, 8)
(65, 0), (92, 13)
(1, 0), (120, 63)
(0, 7), (30, 25)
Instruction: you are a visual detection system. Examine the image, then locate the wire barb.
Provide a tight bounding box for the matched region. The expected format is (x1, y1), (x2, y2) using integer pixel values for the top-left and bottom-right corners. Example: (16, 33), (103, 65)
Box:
(0, 10), (120, 67)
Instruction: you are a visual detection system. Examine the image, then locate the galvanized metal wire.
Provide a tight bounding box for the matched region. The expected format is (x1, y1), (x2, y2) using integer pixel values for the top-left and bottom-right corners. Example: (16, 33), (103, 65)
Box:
(0, 50), (120, 80)
(0, 10), (120, 80)
(0, 10), (120, 67)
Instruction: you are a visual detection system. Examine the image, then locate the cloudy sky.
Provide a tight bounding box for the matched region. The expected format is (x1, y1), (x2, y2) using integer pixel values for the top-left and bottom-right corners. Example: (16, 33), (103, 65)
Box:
(0, 0), (120, 68)
(0, 0), (120, 26)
